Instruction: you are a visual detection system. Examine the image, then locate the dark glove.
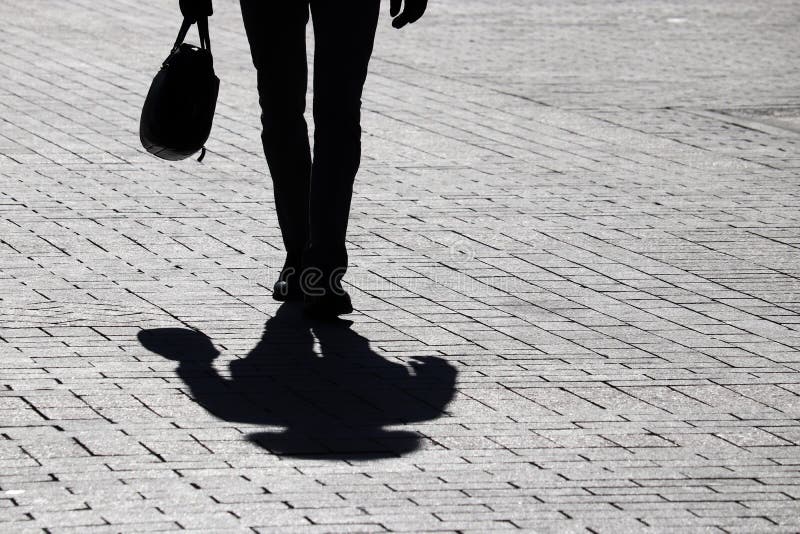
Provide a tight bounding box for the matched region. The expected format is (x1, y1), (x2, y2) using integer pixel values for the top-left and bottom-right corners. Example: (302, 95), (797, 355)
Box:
(179, 0), (213, 22)
(390, 0), (427, 28)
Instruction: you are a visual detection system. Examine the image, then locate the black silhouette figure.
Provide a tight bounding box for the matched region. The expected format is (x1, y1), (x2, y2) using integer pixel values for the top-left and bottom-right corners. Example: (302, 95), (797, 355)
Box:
(138, 303), (456, 459)
(181, 0), (428, 317)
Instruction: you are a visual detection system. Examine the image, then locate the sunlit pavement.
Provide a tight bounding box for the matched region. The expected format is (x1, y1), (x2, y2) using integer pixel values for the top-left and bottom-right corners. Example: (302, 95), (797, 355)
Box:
(1, 0), (799, 531)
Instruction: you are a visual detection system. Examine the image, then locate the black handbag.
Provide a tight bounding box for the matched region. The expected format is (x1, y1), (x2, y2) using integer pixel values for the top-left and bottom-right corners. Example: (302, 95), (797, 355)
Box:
(140, 16), (220, 162)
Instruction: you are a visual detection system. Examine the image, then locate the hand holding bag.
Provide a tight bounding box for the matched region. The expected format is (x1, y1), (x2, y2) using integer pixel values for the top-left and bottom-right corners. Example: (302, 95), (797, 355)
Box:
(140, 15), (220, 162)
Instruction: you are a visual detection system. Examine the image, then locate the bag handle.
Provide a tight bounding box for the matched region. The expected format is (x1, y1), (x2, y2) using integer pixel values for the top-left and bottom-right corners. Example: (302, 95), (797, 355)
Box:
(172, 16), (211, 53)
(197, 16), (211, 52)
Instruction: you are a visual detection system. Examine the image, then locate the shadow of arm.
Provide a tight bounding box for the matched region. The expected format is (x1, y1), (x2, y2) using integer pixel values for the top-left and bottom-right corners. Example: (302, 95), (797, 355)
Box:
(138, 328), (262, 424)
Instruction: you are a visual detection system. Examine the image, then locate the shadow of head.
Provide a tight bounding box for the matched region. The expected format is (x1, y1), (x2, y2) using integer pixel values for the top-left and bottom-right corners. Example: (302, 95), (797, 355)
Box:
(137, 328), (218, 363)
(246, 427), (422, 461)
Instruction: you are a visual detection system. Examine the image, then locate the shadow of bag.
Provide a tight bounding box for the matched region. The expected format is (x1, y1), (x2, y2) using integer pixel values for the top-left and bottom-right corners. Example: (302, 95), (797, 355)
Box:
(140, 16), (220, 162)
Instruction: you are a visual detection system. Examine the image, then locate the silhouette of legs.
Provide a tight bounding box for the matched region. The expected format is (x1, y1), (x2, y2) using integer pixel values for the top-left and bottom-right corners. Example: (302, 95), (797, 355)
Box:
(240, 0), (380, 298)
(306, 0), (380, 288)
(240, 2), (311, 272)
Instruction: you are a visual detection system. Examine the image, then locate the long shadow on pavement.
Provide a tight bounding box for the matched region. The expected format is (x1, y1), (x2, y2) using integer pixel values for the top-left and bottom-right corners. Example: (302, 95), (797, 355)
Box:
(138, 302), (457, 460)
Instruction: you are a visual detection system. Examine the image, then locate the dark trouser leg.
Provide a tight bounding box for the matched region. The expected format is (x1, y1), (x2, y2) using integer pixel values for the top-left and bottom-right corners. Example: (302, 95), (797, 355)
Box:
(240, 1), (311, 271)
(305, 0), (380, 291)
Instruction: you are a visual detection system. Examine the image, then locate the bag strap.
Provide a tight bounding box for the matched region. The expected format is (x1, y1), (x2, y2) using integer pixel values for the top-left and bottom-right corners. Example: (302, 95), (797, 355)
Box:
(172, 17), (192, 51)
(172, 16), (211, 53)
(197, 16), (211, 52)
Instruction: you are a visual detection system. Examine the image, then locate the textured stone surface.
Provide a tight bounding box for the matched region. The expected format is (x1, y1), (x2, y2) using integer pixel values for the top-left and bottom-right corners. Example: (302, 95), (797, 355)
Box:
(1, 0), (799, 531)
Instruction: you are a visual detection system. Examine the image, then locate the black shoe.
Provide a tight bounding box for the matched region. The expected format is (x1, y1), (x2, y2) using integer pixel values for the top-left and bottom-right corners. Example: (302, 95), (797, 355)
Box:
(303, 291), (353, 318)
(272, 280), (302, 302)
(272, 266), (302, 302)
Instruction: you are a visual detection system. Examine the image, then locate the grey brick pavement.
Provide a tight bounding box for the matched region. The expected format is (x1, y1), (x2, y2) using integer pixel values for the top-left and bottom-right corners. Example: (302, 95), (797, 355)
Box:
(1, 0), (800, 531)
